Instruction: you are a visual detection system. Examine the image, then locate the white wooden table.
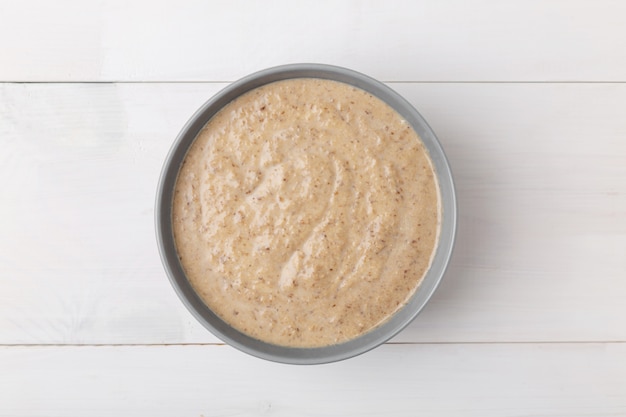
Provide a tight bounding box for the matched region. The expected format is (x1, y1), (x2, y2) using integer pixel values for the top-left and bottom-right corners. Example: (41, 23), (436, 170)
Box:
(1, 1), (625, 415)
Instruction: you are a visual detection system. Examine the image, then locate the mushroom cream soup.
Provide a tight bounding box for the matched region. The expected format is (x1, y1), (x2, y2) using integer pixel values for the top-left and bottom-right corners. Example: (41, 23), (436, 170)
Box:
(172, 78), (440, 347)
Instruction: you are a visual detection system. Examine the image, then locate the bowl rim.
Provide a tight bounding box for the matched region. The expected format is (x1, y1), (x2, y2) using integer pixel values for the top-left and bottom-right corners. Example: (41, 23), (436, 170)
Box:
(155, 63), (457, 364)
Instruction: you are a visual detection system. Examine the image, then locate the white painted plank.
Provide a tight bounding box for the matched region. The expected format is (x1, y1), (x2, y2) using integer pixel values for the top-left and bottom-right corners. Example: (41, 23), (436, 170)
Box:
(1, 0), (626, 82)
(0, 83), (625, 345)
(0, 343), (624, 416)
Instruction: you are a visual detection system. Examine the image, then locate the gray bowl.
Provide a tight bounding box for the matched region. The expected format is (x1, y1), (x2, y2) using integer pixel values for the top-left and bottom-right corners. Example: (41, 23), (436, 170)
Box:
(155, 63), (457, 364)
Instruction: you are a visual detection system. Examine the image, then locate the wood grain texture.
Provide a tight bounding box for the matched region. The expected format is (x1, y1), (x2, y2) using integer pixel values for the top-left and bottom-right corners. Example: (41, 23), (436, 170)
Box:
(1, 82), (625, 345)
(1, 0), (625, 82)
(0, 343), (624, 416)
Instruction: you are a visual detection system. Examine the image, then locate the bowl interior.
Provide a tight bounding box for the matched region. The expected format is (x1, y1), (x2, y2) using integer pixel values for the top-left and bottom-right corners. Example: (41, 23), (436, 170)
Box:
(156, 63), (456, 364)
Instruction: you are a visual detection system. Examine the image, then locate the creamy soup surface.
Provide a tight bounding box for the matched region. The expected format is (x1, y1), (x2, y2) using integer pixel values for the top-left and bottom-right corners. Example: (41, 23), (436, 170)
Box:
(173, 78), (440, 347)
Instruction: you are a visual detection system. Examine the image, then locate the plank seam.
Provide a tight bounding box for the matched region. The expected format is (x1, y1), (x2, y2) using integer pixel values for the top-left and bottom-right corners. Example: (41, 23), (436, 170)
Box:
(0, 341), (624, 348)
(2, 81), (626, 85)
